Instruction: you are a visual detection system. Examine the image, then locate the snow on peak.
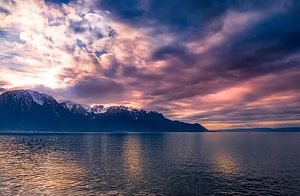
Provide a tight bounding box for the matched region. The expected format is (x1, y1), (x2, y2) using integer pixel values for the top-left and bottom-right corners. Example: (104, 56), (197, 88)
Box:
(4, 90), (54, 106)
(60, 101), (91, 115)
(61, 101), (74, 111)
(90, 105), (105, 114)
(27, 90), (45, 105)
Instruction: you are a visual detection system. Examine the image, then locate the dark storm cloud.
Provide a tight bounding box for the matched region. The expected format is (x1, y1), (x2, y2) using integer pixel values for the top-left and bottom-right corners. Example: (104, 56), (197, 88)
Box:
(69, 76), (125, 99)
(55, 0), (300, 107)
(98, 0), (234, 36)
(0, 7), (11, 15)
(69, 21), (87, 33)
(0, 28), (23, 42)
(151, 45), (195, 63)
(45, 0), (72, 4)
(97, 0), (294, 36)
(132, 0), (300, 103)
(216, 9), (300, 75)
(97, 0), (300, 79)
(0, 30), (7, 38)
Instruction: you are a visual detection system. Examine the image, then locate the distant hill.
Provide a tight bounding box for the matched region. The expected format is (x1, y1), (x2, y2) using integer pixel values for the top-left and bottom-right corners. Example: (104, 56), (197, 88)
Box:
(0, 90), (207, 132)
(215, 127), (300, 132)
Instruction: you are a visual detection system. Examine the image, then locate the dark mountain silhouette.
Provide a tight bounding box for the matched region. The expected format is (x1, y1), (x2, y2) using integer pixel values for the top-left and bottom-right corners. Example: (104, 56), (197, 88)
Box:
(0, 90), (207, 132)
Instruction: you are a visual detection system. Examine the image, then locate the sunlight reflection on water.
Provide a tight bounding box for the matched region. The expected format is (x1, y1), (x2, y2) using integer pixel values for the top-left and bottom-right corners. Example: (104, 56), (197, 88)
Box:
(123, 136), (142, 179)
(0, 137), (86, 195)
(213, 152), (239, 175)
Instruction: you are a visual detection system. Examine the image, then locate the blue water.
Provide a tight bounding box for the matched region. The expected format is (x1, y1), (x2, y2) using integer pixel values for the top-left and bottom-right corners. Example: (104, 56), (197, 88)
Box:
(0, 132), (299, 195)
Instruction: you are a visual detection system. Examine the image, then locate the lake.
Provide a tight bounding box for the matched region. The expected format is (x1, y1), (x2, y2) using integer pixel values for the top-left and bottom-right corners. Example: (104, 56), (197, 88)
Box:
(0, 132), (299, 195)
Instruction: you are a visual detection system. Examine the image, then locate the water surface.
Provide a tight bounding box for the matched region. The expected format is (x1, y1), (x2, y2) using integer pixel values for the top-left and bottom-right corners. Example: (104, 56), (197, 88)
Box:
(0, 132), (299, 195)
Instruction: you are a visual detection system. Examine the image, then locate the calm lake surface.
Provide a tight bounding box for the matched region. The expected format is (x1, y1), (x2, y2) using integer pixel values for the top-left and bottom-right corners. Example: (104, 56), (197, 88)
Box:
(0, 132), (299, 195)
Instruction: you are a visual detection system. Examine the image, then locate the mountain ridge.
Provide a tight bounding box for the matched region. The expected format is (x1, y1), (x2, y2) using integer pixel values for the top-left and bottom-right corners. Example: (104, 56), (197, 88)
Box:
(0, 89), (207, 132)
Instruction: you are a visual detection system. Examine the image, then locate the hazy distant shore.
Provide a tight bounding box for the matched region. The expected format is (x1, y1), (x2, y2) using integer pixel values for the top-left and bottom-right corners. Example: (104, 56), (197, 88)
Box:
(214, 127), (300, 132)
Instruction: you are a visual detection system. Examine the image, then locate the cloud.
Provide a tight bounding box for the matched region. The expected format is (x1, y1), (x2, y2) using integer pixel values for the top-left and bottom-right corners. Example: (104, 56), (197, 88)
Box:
(156, 70), (300, 129)
(0, 6), (11, 15)
(0, 80), (10, 92)
(68, 76), (125, 101)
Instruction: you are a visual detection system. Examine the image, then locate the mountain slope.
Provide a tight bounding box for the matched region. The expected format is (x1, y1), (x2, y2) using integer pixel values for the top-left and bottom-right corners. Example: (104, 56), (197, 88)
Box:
(0, 90), (207, 132)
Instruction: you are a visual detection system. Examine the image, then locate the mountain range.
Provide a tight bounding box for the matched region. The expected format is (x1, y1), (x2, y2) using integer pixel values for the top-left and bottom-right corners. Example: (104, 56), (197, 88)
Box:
(0, 90), (207, 132)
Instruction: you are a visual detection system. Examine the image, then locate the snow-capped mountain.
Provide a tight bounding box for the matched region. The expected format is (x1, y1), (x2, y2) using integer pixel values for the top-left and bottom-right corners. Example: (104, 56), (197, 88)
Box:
(0, 90), (207, 132)
(60, 101), (90, 115)
(0, 90), (57, 107)
(0, 90), (64, 116)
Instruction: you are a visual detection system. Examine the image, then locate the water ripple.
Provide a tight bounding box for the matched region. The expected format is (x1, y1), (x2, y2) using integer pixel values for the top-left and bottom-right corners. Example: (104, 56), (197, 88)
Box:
(0, 132), (299, 195)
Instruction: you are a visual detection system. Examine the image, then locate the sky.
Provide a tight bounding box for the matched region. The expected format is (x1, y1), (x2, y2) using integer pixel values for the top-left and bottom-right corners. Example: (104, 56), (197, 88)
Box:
(0, 0), (300, 129)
